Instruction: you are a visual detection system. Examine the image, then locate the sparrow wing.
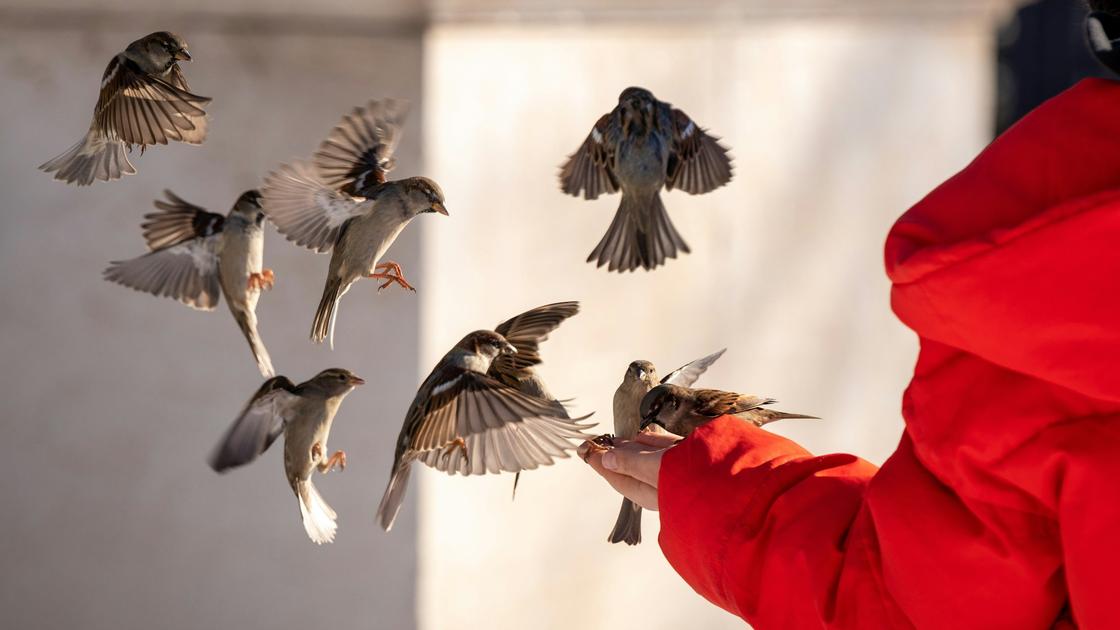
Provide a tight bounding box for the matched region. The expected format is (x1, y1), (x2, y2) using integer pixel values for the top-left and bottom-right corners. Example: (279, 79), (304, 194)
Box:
(94, 56), (211, 147)
(559, 112), (618, 200)
(162, 64), (208, 145)
(489, 301), (580, 383)
(694, 389), (775, 418)
(208, 377), (300, 472)
(140, 190), (225, 250)
(665, 108), (733, 194)
(662, 348), (726, 387)
(313, 99), (408, 196)
(260, 160), (376, 253)
(402, 368), (593, 476)
(103, 234), (222, 310)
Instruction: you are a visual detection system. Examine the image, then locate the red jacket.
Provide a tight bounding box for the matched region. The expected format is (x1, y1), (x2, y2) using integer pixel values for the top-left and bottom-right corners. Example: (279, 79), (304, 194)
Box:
(657, 78), (1120, 629)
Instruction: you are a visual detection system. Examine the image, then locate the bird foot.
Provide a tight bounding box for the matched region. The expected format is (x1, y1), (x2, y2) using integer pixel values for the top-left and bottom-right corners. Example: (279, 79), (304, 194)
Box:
(581, 434), (615, 462)
(321, 450), (347, 473)
(247, 269), (275, 291)
(368, 260), (415, 293)
(441, 437), (469, 467)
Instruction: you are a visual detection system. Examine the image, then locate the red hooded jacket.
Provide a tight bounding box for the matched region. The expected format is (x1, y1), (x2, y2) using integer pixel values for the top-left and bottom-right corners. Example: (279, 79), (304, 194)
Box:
(657, 78), (1120, 629)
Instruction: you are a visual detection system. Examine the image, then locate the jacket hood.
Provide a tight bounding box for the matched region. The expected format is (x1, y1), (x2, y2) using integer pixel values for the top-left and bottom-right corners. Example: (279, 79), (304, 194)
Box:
(886, 78), (1120, 402)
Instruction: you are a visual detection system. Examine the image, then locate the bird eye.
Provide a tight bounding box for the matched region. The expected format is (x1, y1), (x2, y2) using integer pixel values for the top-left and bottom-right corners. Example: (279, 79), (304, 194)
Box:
(337, 374), (347, 381)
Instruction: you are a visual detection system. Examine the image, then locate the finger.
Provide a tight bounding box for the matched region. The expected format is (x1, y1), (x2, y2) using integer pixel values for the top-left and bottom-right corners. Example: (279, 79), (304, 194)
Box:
(584, 450), (659, 510)
(601, 445), (664, 488)
(634, 430), (682, 448)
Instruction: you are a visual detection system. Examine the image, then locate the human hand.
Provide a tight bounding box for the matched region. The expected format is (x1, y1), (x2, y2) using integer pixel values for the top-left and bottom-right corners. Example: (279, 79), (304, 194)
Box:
(578, 430), (682, 511)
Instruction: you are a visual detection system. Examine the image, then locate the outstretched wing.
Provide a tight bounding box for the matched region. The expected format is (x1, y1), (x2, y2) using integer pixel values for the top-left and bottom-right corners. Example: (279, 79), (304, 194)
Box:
(141, 189), (225, 250)
(665, 108), (732, 194)
(402, 369), (593, 476)
(490, 301), (580, 384)
(662, 348), (726, 387)
(94, 56), (211, 147)
(260, 160), (376, 253)
(208, 377), (300, 472)
(103, 235), (222, 310)
(313, 99), (408, 196)
(559, 113), (618, 200)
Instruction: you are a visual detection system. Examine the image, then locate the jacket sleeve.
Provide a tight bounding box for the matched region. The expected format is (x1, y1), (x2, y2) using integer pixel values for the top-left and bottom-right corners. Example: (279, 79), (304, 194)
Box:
(657, 417), (907, 628)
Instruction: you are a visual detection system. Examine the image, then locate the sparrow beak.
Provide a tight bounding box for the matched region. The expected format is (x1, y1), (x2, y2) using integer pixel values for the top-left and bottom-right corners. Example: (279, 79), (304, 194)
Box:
(348, 375), (366, 386)
(639, 414), (663, 432)
(501, 343), (517, 356)
(174, 49), (192, 61)
(431, 201), (449, 216)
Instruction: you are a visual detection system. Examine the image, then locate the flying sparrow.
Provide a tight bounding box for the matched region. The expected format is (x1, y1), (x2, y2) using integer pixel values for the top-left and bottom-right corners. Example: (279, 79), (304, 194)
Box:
(559, 86), (732, 273)
(40, 31), (210, 186)
(376, 303), (596, 531)
(260, 100), (448, 348)
(104, 189), (277, 377)
(608, 349), (725, 545)
(209, 368), (365, 544)
(639, 383), (818, 437)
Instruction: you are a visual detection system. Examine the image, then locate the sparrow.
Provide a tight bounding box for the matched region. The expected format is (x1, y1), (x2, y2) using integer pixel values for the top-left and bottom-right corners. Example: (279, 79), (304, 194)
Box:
(559, 86), (732, 273)
(608, 349), (725, 545)
(209, 368), (365, 544)
(376, 303), (596, 531)
(40, 31), (210, 186)
(260, 100), (448, 348)
(639, 384), (818, 437)
(104, 189), (277, 377)
(1087, 10), (1120, 73)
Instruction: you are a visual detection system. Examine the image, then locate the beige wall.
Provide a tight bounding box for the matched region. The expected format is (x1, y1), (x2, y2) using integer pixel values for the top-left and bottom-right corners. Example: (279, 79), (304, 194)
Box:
(419, 16), (1000, 630)
(0, 19), (424, 630)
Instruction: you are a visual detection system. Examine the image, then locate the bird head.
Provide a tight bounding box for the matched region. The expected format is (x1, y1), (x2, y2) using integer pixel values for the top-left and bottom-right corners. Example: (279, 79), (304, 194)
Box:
(625, 360), (658, 388)
(129, 32), (192, 74)
(458, 330), (517, 362)
(401, 176), (448, 217)
(639, 384), (680, 431)
(308, 368), (366, 397)
(231, 189), (265, 225)
(618, 86), (656, 134)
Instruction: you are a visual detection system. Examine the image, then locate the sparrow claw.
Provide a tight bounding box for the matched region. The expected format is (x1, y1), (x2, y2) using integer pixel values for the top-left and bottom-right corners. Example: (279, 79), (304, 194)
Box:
(580, 434), (615, 463)
(323, 450), (347, 473)
(368, 260), (416, 293)
(440, 437), (469, 467)
(247, 269), (276, 292)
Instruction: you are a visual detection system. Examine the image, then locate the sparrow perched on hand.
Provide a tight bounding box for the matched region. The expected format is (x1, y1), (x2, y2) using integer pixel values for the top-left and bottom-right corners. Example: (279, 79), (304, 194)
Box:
(260, 100), (448, 348)
(104, 190), (277, 377)
(376, 302), (595, 531)
(608, 349), (724, 545)
(559, 86), (732, 272)
(639, 384), (818, 437)
(209, 368), (364, 544)
(40, 31), (210, 186)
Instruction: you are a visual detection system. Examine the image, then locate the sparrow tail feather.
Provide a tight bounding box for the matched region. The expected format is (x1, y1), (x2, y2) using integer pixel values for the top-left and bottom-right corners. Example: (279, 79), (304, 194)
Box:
(39, 128), (135, 186)
(608, 497), (642, 545)
(376, 463), (412, 532)
(587, 192), (688, 273)
(311, 276), (344, 349)
(296, 479), (338, 544)
(233, 308), (275, 377)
